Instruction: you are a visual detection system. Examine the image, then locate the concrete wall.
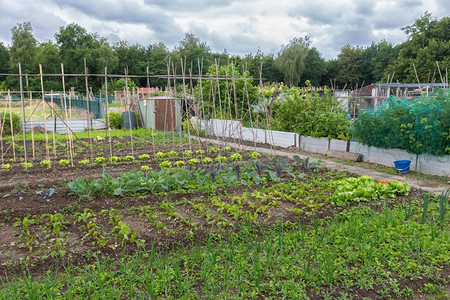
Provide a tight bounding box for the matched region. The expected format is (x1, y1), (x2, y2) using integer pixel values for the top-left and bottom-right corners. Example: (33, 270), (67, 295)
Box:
(194, 118), (450, 176)
(300, 136), (328, 154)
(269, 130), (298, 148)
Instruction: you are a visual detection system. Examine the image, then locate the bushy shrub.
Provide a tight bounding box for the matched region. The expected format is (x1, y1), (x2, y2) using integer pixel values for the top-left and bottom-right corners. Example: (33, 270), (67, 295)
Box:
(272, 85), (350, 140)
(0, 112), (22, 136)
(103, 112), (122, 129)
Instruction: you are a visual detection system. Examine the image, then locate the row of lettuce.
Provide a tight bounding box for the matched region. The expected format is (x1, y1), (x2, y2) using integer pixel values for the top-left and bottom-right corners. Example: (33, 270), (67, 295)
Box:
(68, 155), (411, 206)
(0, 147), (261, 171)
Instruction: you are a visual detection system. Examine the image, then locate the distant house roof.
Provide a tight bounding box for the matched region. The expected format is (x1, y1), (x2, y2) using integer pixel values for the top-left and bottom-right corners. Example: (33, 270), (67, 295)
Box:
(357, 84), (376, 96)
(138, 87), (158, 94)
(375, 83), (447, 88)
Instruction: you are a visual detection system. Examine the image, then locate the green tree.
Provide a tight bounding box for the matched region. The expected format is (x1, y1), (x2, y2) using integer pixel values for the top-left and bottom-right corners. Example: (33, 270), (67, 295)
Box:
(147, 42), (169, 88)
(322, 59), (339, 88)
(302, 47), (327, 87)
(35, 41), (61, 91)
(173, 33), (213, 74)
(110, 78), (137, 92)
(9, 21), (37, 74)
(361, 41), (399, 84)
(336, 45), (365, 87)
(113, 41), (146, 81)
(386, 13), (450, 82)
(240, 51), (283, 84)
(275, 37), (310, 86)
(0, 42), (9, 82)
(55, 23), (116, 91)
(91, 43), (118, 76)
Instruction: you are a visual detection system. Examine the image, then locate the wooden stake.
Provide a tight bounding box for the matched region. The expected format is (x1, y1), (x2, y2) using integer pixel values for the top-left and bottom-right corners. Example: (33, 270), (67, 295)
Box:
(50, 91), (56, 158)
(0, 94), (7, 164)
(171, 61), (177, 151)
(181, 57), (192, 152)
(39, 64), (50, 160)
(146, 64), (156, 157)
(124, 67), (134, 157)
(84, 58), (93, 160)
(105, 67), (113, 160)
(29, 90), (35, 159)
(7, 90), (16, 161)
(18, 64), (28, 166)
(436, 61), (444, 85)
(61, 64), (74, 165)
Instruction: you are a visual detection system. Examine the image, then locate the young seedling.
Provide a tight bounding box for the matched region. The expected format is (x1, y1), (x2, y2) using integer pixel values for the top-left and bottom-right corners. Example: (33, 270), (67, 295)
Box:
(78, 159), (90, 165)
(35, 185), (56, 202)
(58, 159), (70, 166)
(94, 156), (106, 163)
(138, 153), (150, 160)
(40, 160), (52, 168)
(3, 184), (23, 201)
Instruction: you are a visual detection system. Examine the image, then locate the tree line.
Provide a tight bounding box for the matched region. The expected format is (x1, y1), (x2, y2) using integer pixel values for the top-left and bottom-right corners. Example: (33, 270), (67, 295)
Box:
(0, 12), (448, 93)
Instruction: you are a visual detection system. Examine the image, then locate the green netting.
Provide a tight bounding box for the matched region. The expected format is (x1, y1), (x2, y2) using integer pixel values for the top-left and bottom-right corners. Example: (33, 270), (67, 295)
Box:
(351, 88), (450, 156)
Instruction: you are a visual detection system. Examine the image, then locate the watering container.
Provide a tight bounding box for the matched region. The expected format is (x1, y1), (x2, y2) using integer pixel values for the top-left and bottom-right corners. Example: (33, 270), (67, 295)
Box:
(393, 160), (411, 174)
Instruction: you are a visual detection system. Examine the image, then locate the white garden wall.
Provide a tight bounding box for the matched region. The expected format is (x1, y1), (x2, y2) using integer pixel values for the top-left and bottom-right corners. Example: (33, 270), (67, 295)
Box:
(196, 118), (450, 177)
(300, 136), (328, 154)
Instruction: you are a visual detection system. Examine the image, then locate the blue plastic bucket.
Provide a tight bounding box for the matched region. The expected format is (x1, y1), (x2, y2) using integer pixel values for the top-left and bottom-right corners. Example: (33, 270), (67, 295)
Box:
(393, 160), (411, 174)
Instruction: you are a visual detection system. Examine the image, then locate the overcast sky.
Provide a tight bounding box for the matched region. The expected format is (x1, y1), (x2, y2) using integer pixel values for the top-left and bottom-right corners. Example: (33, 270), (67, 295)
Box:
(0, 0), (448, 60)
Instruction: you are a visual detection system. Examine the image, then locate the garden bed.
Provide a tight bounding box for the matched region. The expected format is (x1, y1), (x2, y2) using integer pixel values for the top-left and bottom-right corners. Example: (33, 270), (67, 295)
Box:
(0, 134), (449, 299)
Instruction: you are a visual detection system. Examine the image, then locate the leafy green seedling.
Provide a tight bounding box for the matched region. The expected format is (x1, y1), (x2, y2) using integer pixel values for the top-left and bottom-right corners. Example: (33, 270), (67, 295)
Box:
(1, 163), (12, 170)
(141, 165), (151, 171)
(208, 147), (219, 153)
(78, 159), (90, 165)
(188, 158), (200, 165)
(94, 157), (106, 163)
(174, 161), (185, 167)
(155, 152), (166, 158)
(159, 160), (172, 169)
(138, 154), (150, 160)
(249, 151), (261, 159)
(58, 159), (70, 166)
(230, 153), (243, 161)
(203, 157), (213, 164)
(40, 160), (52, 168)
(109, 156), (121, 163)
(36, 185), (56, 202)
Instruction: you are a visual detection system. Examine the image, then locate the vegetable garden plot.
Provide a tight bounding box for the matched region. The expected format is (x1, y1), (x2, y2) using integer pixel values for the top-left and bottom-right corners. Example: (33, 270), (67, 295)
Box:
(0, 139), (448, 299)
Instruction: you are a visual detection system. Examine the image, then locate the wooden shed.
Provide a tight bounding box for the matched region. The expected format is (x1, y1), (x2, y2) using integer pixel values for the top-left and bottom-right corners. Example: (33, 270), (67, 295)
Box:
(139, 96), (182, 131)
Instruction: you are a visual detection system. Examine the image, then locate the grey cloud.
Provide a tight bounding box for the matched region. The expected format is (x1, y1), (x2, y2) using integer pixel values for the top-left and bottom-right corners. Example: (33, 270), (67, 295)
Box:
(431, 0), (450, 16)
(54, 0), (183, 44)
(288, 1), (348, 26)
(355, 0), (375, 16)
(0, 0), (65, 45)
(399, 0), (423, 9)
(186, 21), (278, 56)
(372, 13), (412, 30)
(145, 0), (236, 12)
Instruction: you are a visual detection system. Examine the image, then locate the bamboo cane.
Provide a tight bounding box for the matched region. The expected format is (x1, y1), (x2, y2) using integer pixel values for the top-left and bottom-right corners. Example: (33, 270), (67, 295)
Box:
(29, 90), (35, 159)
(18, 64), (28, 166)
(39, 65), (50, 160)
(7, 90), (16, 161)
